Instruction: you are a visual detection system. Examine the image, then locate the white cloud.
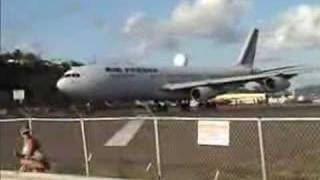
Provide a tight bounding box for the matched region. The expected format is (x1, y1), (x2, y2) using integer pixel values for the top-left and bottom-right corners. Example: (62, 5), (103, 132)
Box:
(123, 0), (252, 55)
(123, 13), (179, 56)
(263, 5), (320, 50)
(166, 0), (250, 41)
(123, 13), (152, 37)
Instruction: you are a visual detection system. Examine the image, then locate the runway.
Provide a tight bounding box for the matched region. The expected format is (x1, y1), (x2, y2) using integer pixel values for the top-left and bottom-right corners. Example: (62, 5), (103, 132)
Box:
(3, 103), (320, 118)
(1, 104), (320, 180)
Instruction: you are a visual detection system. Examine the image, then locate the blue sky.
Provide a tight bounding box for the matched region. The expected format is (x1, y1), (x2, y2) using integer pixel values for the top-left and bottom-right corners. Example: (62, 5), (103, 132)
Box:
(1, 0), (320, 70)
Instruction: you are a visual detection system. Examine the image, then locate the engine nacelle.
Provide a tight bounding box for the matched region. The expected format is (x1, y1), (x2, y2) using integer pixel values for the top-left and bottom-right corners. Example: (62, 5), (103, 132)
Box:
(190, 87), (218, 102)
(263, 77), (290, 92)
(244, 82), (264, 92)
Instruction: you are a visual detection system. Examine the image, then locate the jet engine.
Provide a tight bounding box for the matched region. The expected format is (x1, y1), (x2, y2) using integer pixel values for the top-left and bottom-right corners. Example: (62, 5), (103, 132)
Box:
(263, 77), (290, 92)
(190, 87), (218, 102)
(244, 82), (264, 92)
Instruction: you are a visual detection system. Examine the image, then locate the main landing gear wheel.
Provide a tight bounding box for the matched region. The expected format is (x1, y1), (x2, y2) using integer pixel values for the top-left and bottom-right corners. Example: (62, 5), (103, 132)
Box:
(152, 101), (169, 112)
(179, 100), (190, 111)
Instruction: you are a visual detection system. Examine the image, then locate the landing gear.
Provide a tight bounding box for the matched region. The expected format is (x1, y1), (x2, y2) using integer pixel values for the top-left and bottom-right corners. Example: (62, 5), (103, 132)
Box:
(151, 101), (169, 112)
(198, 101), (218, 110)
(179, 100), (191, 111)
(207, 101), (217, 110)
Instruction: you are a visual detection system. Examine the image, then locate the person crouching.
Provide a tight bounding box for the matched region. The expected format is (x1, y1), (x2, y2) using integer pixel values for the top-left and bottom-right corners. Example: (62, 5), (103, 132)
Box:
(15, 126), (50, 172)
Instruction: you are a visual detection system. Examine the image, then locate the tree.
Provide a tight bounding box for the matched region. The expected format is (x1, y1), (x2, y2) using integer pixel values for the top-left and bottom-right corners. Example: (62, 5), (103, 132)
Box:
(12, 49), (23, 60)
(23, 52), (39, 62)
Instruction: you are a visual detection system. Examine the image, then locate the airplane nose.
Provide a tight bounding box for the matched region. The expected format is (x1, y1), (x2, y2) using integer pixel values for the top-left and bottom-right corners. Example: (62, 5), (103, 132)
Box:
(56, 77), (84, 99)
(56, 79), (65, 92)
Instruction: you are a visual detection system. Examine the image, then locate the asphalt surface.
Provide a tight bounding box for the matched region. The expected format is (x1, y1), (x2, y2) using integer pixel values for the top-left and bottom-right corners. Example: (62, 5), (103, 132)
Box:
(3, 103), (320, 118)
(1, 104), (320, 180)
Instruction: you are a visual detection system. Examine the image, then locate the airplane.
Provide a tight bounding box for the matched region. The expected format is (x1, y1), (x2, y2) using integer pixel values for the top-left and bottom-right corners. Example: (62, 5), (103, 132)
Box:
(56, 28), (302, 108)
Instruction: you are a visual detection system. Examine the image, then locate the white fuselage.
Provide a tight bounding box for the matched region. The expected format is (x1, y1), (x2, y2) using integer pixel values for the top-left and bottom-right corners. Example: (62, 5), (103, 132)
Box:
(56, 64), (252, 102)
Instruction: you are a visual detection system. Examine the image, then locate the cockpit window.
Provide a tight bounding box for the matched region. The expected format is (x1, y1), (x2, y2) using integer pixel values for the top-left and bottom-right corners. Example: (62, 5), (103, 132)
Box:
(63, 73), (80, 78)
(72, 73), (80, 77)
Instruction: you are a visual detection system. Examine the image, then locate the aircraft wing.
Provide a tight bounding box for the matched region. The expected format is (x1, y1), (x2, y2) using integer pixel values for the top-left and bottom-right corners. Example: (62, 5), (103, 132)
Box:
(162, 66), (304, 91)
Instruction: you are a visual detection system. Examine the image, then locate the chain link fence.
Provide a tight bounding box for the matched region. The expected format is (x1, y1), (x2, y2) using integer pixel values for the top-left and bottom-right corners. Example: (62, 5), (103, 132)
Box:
(1, 117), (320, 180)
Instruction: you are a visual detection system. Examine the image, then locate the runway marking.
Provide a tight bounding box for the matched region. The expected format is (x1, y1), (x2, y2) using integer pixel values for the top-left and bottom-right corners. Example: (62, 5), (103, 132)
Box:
(104, 120), (145, 147)
(88, 153), (93, 162)
(145, 162), (152, 172)
(214, 169), (220, 180)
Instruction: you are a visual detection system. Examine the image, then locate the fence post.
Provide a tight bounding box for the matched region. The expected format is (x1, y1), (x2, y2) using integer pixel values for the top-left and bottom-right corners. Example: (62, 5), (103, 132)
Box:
(28, 118), (33, 134)
(80, 119), (90, 176)
(18, 107), (33, 134)
(141, 103), (162, 180)
(153, 118), (162, 180)
(257, 117), (267, 180)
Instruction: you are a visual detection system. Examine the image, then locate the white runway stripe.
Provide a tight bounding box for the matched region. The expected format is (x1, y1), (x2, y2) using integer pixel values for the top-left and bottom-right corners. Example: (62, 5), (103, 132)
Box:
(104, 120), (145, 147)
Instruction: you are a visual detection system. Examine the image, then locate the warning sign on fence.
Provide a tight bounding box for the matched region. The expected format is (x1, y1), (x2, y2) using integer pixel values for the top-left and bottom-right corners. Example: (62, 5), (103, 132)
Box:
(197, 121), (230, 146)
(13, 89), (25, 102)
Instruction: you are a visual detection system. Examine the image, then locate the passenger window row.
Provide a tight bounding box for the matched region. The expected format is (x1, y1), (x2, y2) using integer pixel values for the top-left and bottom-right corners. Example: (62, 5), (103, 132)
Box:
(105, 67), (158, 73)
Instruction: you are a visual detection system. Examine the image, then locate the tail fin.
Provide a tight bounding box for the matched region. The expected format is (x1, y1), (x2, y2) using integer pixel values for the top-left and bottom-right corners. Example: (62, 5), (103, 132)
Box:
(237, 28), (259, 68)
